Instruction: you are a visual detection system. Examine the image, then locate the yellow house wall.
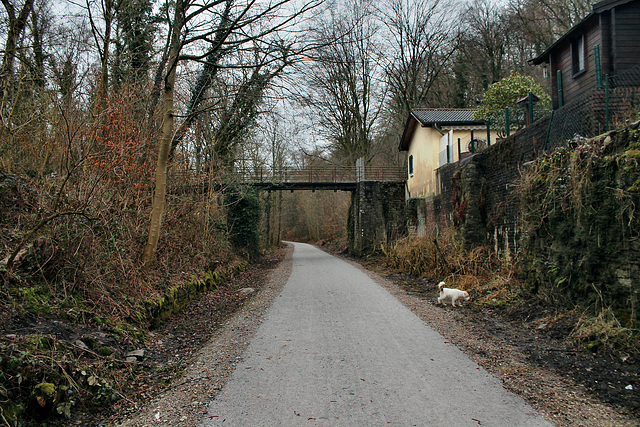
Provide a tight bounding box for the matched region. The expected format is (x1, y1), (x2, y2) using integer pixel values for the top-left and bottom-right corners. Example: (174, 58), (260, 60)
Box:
(451, 129), (470, 161)
(405, 125), (496, 198)
(406, 126), (440, 198)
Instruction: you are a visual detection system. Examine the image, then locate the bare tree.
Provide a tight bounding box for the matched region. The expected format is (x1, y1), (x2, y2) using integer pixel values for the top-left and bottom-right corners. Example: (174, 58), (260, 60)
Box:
(458, 0), (511, 91)
(509, 0), (592, 55)
(172, 41), (294, 166)
(380, 0), (457, 126)
(86, 0), (121, 111)
(508, 0), (591, 55)
(0, 0), (35, 144)
(301, 3), (385, 165)
(141, 0), (321, 265)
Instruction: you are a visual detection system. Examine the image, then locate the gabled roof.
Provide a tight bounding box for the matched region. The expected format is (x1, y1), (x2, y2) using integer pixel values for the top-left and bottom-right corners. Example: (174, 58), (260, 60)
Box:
(411, 108), (481, 125)
(399, 108), (483, 151)
(530, 0), (635, 65)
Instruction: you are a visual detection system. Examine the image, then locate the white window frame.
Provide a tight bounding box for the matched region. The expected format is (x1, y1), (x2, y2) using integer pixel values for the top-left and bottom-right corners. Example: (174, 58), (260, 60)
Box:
(572, 34), (586, 77)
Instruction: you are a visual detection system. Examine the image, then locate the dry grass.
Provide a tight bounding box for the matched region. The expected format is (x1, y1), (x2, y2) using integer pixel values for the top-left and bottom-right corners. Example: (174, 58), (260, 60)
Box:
(570, 307), (639, 353)
(383, 229), (639, 353)
(382, 229), (521, 306)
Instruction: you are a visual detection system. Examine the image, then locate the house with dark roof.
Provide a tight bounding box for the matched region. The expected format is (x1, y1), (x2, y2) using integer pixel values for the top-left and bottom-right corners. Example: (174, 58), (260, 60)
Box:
(530, 0), (640, 109)
(399, 108), (495, 199)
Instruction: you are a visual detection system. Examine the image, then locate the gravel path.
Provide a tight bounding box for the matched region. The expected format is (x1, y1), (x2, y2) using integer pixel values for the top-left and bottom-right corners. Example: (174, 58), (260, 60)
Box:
(120, 243), (639, 427)
(119, 245), (293, 427)
(201, 242), (550, 426)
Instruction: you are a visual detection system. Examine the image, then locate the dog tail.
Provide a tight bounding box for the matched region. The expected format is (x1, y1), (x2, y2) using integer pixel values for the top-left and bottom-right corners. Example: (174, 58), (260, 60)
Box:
(438, 281), (445, 290)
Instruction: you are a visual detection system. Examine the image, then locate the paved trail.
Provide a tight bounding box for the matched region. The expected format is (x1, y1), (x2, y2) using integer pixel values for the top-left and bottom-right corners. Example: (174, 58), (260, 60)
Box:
(202, 242), (551, 426)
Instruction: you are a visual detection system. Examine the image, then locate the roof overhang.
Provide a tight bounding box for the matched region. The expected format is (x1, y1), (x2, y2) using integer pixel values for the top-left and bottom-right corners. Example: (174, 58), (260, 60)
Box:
(399, 114), (418, 151)
(530, 0), (634, 65)
(530, 13), (596, 65)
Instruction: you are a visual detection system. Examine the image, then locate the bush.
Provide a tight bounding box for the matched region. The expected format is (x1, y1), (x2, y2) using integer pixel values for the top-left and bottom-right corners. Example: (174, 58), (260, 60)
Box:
(226, 188), (261, 260)
(474, 71), (551, 135)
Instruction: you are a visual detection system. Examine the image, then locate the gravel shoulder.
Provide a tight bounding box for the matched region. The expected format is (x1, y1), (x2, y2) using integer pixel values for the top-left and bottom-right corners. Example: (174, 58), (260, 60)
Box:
(118, 245), (293, 426)
(118, 244), (639, 427)
(352, 260), (639, 427)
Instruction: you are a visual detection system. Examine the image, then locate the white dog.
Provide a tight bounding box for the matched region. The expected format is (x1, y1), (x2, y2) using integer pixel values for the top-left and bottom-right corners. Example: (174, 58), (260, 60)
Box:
(437, 281), (470, 307)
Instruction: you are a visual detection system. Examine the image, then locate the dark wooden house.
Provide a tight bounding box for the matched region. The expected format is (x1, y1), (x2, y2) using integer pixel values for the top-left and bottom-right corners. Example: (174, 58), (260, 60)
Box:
(531, 0), (640, 109)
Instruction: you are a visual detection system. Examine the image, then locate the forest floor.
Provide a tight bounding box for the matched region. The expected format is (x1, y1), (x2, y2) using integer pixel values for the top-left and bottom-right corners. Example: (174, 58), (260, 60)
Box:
(117, 244), (639, 427)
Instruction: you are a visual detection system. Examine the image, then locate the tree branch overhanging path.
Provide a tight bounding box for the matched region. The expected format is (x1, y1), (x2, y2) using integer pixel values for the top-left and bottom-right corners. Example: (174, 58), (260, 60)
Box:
(141, 0), (323, 266)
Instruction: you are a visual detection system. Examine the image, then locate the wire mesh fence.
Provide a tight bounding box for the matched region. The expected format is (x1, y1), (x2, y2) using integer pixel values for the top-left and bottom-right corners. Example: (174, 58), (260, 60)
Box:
(498, 64), (640, 151)
(610, 63), (640, 88)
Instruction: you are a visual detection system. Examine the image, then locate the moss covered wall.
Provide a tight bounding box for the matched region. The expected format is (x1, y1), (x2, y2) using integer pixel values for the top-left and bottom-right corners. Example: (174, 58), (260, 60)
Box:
(142, 261), (246, 328)
(520, 125), (640, 324)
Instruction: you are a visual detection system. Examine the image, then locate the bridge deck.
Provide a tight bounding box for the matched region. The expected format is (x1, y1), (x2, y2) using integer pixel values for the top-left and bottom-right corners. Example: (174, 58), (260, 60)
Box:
(171, 166), (406, 193)
(234, 166), (406, 191)
(249, 181), (358, 191)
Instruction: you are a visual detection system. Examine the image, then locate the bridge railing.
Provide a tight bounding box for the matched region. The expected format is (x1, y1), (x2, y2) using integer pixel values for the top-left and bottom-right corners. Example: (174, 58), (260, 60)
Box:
(233, 165), (406, 184)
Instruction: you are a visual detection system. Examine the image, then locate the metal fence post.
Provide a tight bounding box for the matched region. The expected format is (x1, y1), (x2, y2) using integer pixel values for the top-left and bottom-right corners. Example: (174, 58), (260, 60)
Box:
(486, 120), (491, 147)
(557, 70), (564, 108)
(356, 157), (364, 182)
(458, 138), (461, 161)
(470, 130), (475, 153)
(446, 145), (450, 164)
(594, 44), (602, 89)
(505, 107), (510, 136)
(528, 91), (534, 124)
(605, 74), (610, 132)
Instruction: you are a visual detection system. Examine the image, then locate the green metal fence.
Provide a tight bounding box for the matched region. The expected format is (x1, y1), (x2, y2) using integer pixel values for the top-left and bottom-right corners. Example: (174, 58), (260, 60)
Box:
(545, 64), (640, 148)
(495, 63), (640, 151)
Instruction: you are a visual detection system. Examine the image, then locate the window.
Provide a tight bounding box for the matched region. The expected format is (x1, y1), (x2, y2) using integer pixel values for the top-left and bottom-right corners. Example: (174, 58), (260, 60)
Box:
(572, 34), (586, 76)
(408, 155), (414, 176)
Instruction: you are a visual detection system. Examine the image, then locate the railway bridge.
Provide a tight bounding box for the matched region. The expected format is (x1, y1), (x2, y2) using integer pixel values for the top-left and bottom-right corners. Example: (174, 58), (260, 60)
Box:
(233, 162), (407, 256)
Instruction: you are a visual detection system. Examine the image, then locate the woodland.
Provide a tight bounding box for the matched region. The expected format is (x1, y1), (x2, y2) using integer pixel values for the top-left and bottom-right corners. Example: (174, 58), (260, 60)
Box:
(1, 0), (627, 423)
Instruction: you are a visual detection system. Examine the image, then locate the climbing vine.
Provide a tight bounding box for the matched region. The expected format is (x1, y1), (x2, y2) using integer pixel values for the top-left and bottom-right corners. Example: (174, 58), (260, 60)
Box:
(225, 188), (261, 260)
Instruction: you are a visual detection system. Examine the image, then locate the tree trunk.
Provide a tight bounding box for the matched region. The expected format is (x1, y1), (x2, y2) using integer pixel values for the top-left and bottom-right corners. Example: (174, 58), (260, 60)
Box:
(141, 0), (183, 266)
(98, 6), (112, 111)
(0, 0), (34, 103)
(0, 0), (35, 152)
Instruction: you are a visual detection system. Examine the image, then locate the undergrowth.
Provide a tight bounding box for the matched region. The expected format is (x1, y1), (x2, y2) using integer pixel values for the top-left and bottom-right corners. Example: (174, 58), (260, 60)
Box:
(570, 307), (637, 354)
(383, 230), (640, 354)
(0, 333), (137, 425)
(382, 228), (522, 307)
(0, 163), (246, 424)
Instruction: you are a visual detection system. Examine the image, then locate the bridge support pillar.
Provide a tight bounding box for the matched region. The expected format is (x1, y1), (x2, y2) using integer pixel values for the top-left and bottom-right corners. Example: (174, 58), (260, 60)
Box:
(349, 181), (406, 256)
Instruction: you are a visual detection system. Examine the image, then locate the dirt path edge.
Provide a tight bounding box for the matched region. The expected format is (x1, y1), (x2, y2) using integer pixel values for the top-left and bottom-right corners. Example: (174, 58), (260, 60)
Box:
(119, 244), (293, 427)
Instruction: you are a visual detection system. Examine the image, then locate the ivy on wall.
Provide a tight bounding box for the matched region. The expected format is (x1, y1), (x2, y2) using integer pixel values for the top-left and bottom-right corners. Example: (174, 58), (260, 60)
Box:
(225, 188), (261, 260)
